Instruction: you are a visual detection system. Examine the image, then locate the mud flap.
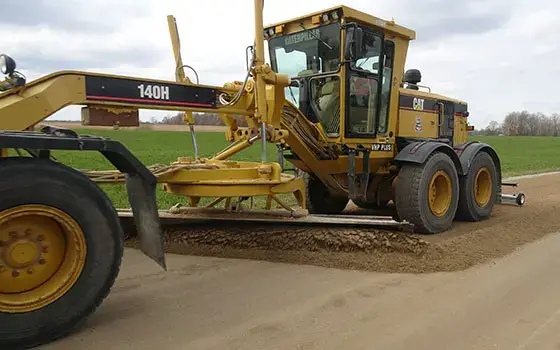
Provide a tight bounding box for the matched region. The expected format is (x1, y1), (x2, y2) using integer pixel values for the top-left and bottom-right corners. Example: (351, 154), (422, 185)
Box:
(126, 174), (166, 270)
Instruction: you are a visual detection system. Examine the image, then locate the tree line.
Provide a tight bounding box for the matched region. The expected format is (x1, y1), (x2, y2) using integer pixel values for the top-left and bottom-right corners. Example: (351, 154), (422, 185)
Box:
(472, 111), (560, 136)
(148, 112), (249, 127)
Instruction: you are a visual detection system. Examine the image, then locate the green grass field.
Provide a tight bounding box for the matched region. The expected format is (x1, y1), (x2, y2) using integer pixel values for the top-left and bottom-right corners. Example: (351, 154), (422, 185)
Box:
(469, 136), (560, 177)
(39, 129), (560, 209)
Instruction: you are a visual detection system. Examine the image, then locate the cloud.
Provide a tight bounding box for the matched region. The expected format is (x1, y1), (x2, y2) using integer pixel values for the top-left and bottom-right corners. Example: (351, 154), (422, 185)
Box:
(392, 0), (513, 42)
(0, 0), (557, 130)
(1, 0), (152, 33)
(403, 0), (560, 127)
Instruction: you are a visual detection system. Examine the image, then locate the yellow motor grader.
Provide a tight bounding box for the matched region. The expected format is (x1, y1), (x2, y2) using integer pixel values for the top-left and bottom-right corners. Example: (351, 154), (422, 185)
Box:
(0, 1), (524, 348)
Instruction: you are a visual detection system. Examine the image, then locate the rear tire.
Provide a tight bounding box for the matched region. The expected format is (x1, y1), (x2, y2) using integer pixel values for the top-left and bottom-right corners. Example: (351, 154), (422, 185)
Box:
(395, 152), (459, 234)
(456, 151), (498, 221)
(304, 173), (348, 214)
(0, 158), (123, 350)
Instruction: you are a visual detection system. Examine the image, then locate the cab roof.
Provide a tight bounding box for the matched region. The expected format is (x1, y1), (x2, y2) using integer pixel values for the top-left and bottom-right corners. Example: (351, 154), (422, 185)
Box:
(264, 5), (416, 40)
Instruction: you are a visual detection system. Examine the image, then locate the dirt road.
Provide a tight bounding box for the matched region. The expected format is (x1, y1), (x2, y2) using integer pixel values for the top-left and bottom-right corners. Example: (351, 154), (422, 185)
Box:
(44, 232), (560, 350)
(36, 175), (560, 350)
(40, 173), (560, 349)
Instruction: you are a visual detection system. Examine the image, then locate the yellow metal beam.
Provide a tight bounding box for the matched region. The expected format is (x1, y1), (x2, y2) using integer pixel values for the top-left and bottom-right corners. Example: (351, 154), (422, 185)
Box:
(157, 164), (280, 184)
(164, 183), (291, 197)
(167, 15), (190, 84)
(0, 71), (255, 131)
(213, 138), (256, 161)
(253, 0), (268, 127)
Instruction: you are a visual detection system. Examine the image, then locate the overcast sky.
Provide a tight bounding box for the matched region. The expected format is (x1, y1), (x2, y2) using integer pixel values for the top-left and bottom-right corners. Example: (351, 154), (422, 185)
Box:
(1, 0), (557, 129)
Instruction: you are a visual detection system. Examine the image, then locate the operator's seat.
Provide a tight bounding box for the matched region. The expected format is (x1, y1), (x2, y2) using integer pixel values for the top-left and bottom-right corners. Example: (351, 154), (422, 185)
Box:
(296, 60), (341, 137)
(317, 79), (340, 136)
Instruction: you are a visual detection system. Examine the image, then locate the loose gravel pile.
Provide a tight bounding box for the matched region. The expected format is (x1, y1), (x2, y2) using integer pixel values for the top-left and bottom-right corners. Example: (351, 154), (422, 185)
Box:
(165, 223), (428, 254)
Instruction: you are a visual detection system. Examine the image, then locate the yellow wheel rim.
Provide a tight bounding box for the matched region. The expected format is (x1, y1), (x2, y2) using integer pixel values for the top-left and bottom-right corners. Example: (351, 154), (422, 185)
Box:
(474, 167), (492, 207)
(428, 170), (452, 217)
(0, 205), (86, 313)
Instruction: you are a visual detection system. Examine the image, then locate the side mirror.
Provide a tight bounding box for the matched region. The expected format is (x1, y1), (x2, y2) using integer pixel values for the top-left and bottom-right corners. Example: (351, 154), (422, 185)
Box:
(0, 54), (16, 76)
(344, 26), (363, 61)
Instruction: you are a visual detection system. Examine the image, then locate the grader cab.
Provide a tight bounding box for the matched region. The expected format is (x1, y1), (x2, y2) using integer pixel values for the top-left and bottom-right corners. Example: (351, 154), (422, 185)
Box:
(0, 2), (524, 349)
(263, 5), (524, 232)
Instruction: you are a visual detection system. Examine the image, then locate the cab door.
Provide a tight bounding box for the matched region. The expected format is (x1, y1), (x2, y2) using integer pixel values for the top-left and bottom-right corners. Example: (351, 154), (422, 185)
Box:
(438, 101), (455, 144)
(344, 27), (384, 140)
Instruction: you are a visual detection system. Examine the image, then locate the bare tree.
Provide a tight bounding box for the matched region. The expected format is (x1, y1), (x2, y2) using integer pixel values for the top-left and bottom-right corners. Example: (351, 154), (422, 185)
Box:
(552, 113), (560, 136)
(494, 111), (560, 136)
(502, 112), (519, 136)
(483, 120), (501, 136)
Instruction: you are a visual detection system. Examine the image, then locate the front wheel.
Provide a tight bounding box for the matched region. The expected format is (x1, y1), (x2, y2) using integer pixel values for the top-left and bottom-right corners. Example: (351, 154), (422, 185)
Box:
(304, 174), (348, 214)
(395, 152), (460, 234)
(0, 158), (124, 349)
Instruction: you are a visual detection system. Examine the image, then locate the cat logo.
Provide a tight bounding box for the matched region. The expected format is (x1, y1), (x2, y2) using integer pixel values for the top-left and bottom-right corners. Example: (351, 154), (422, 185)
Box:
(413, 97), (424, 111)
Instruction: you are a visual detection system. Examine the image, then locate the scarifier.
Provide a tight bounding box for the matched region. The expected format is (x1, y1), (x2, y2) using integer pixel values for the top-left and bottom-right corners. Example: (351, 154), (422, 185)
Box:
(0, 1), (525, 348)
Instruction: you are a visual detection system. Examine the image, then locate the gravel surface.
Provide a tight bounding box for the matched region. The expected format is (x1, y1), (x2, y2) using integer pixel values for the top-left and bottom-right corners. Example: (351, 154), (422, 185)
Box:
(125, 173), (559, 273)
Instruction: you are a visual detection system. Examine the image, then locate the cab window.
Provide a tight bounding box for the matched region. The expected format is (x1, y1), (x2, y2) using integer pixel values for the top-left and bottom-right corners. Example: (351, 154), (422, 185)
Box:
(346, 28), (383, 138)
(310, 76), (341, 137)
(351, 33), (382, 74)
(347, 76), (378, 135)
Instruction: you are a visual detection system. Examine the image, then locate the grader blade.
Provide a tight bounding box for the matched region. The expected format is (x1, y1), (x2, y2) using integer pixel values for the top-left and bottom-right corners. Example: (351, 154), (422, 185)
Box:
(117, 207), (414, 233)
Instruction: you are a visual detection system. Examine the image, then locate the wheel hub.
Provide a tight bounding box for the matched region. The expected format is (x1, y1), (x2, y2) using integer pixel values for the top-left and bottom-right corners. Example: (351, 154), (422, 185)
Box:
(474, 167), (492, 207)
(4, 239), (40, 268)
(428, 170), (452, 217)
(0, 216), (66, 295)
(0, 205), (86, 313)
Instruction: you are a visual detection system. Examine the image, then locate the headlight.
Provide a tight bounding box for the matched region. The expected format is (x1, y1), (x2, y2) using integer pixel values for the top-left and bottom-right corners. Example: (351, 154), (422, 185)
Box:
(0, 54), (16, 75)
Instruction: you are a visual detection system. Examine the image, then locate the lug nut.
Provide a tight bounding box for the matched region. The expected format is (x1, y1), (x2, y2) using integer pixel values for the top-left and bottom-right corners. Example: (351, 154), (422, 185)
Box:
(12, 270), (19, 277)
(37, 235), (44, 242)
(9, 231), (17, 238)
(39, 259), (46, 265)
(25, 229), (32, 236)
(27, 269), (33, 274)
(42, 246), (48, 253)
